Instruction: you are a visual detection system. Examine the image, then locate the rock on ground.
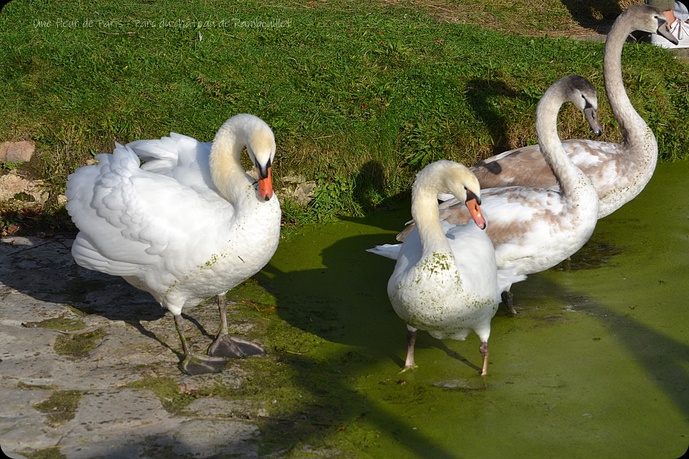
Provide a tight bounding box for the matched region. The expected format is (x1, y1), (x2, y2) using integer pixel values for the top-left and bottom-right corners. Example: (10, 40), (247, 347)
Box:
(0, 236), (263, 458)
(0, 172), (48, 204)
(0, 141), (34, 163)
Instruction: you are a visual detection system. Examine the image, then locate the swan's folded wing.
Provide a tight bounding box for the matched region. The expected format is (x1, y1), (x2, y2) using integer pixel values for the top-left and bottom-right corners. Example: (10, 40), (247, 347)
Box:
(470, 139), (599, 192)
(129, 133), (202, 172)
(66, 144), (233, 276)
(568, 139), (623, 199)
(129, 133), (216, 195)
(471, 144), (552, 189)
(128, 136), (179, 173)
(478, 187), (576, 273)
(436, 186), (565, 242)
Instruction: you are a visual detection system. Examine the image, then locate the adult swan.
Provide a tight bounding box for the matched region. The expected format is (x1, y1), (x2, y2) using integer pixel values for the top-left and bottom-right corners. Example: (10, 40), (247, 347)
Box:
(66, 114), (281, 375)
(381, 160), (502, 376)
(469, 5), (677, 219)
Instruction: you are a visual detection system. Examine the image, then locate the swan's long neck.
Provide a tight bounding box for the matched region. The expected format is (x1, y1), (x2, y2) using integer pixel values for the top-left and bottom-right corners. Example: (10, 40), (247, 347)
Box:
(411, 173), (453, 258)
(209, 118), (257, 206)
(536, 84), (593, 202)
(604, 13), (653, 150)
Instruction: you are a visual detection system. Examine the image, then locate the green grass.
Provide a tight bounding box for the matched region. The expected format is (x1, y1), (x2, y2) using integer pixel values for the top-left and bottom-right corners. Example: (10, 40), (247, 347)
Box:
(1, 0), (688, 230)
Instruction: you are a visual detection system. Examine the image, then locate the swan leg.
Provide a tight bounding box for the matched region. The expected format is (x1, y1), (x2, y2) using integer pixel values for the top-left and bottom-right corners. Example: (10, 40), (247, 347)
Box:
(479, 341), (490, 376)
(207, 295), (266, 359)
(501, 291), (518, 315)
(400, 328), (418, 372)
(174, 314), (228, 375)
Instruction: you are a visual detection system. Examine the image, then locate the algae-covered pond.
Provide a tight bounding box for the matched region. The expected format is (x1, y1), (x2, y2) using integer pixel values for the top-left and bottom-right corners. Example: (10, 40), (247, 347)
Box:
(234, 160), (689, 458)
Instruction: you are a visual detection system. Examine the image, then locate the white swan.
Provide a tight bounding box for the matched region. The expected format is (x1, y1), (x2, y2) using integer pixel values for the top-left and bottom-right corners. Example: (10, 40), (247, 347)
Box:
(466, 5), (677, 219)
(65, 114), (281, 375)
(371, 75), (601, 314)
(378, 160), (505, 375)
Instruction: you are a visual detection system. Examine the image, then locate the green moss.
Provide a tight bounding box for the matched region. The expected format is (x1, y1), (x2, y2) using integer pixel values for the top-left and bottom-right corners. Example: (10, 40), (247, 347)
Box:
(53, 328), (106, 358)
(127, 377), (207, 414)
(65, 305), (90, 316)
(17, 381), (56, 391)
(23, 317), (86, 332)
(25, 447), (67, 459)
(33, 390), (82, 425)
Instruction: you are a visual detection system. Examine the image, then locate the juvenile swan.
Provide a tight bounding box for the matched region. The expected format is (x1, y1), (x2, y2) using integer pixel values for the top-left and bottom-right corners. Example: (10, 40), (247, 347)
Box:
(66, 114), (281, 375)
(373, 76), (601, 314)
(469, 5), (677, 219)
(375, 160), (502, 375)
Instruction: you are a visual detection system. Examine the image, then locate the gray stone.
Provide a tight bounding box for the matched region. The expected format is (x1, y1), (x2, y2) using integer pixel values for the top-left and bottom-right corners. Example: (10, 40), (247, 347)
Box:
(0, 236), (263, 458)
(0, 141), (35, 163)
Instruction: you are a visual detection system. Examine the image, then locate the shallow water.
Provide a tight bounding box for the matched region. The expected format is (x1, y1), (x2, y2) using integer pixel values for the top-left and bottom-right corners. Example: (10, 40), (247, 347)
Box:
(254, 160), (689, 458)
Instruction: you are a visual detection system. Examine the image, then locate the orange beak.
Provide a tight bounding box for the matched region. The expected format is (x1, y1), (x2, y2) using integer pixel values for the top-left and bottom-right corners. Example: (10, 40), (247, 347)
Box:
(258, 167), (274, 201)
(465, 197), (486, 230)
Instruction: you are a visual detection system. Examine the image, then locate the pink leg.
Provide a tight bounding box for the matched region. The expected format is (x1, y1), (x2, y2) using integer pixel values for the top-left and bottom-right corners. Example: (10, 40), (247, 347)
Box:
(479, 341), (489, 376)
(403, 329), (417, 370)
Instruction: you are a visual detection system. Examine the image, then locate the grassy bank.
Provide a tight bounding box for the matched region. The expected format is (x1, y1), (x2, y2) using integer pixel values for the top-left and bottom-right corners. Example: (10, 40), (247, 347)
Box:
(1, 0), (688, 232)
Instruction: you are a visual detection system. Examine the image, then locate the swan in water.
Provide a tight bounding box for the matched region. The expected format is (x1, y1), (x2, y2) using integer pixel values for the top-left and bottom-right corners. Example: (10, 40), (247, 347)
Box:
(378, 160), (505, 375)
(455, 5), (677, 219)
(371, 75), (601, 314)
(66, 114), (281, 375)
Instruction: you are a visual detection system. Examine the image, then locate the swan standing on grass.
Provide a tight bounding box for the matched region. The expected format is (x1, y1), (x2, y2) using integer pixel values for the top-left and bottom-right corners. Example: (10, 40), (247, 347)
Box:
(66, 114), (281, 375)
(372, 75), (601, 314)
(462, 5), (678, 219)
(375, 160), (505, 375)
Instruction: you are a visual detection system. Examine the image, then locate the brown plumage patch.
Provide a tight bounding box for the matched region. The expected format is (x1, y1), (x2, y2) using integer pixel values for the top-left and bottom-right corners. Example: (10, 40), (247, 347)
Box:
(472, 146), (557, 190)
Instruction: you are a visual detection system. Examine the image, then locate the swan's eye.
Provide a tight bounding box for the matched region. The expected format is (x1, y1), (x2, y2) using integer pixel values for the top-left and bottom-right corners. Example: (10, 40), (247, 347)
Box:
(465, 188), (481, 205)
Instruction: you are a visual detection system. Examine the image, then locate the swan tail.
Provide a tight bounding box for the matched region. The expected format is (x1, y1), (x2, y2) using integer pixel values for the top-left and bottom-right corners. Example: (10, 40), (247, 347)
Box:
(367, 244), (401, 260)
(497, 269), (527, 294)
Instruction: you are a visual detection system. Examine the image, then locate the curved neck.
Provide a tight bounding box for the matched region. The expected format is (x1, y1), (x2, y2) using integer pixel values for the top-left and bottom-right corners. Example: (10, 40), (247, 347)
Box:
(604, 13), (649, 148)
(209, 120), (255, 206)
(411, 177), (452, 257)
(536, 86), (590, 198)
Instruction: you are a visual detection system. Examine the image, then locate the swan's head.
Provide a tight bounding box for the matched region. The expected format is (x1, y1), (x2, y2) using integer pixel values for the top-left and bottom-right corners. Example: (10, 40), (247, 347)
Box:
(213, 114), (277, 201)
(626, 5), (678, 44)
(246, 127), (277, 201)
(564, 75), (603, 137)
(442, 162), (486, 230)
(417, 160), (486, 230)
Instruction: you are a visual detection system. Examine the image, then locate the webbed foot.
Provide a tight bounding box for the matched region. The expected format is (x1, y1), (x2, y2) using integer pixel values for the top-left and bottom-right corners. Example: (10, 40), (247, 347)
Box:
(398, 364), (417, 374)
(208, 334), (266, 359)
(180, 354), (228, 375)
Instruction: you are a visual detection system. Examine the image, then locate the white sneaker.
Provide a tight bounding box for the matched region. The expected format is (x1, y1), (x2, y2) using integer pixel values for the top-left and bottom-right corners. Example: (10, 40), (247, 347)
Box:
(651, 19), (689, 49)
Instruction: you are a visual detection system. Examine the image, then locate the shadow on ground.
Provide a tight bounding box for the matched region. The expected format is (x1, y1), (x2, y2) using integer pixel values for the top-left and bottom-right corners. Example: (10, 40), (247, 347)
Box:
(560, 0), (620, 32)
